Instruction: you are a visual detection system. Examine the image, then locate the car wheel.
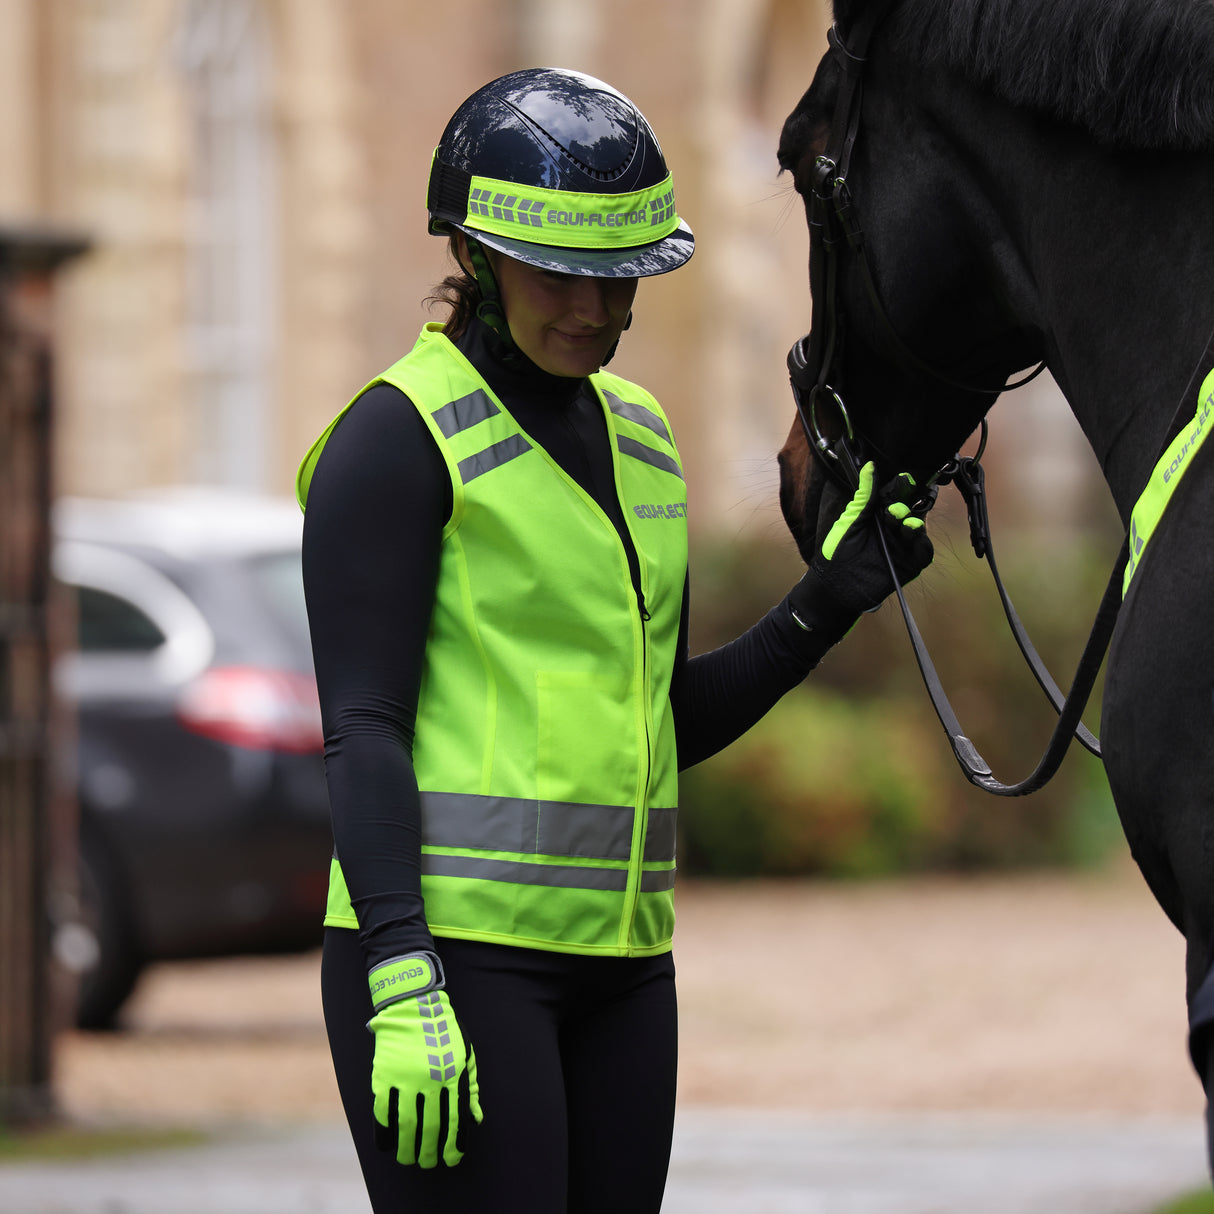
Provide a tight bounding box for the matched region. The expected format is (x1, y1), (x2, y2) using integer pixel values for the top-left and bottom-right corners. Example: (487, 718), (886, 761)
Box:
(74, 826), (142, 1030)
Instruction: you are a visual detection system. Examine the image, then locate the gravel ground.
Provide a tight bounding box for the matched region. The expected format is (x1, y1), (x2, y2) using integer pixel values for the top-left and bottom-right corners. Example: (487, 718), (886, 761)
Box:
(54, 854), (1203, 1128)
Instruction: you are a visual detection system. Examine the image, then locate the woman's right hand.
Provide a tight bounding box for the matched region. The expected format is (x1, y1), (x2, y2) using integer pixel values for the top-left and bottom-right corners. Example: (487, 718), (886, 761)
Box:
(366, 953), (483, 1167)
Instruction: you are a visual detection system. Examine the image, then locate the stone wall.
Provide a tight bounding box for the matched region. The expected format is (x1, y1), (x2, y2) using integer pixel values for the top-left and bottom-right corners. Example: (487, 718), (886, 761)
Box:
(0, 0), (899, 539)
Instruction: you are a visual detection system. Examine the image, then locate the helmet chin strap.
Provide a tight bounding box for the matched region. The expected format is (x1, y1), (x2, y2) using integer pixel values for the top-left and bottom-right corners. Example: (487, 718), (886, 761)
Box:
(465, 238), (525, 366)
(602, 309), (631, 367)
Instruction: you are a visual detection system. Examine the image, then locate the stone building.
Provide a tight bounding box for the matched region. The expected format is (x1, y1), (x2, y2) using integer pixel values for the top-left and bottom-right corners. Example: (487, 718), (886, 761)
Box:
(0, 0), (837, 537)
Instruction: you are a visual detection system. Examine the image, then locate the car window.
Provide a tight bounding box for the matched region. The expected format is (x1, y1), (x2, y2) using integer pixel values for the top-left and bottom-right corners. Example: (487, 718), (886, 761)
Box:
(247, 551), (311, 652)
(75, 585), (166, 652)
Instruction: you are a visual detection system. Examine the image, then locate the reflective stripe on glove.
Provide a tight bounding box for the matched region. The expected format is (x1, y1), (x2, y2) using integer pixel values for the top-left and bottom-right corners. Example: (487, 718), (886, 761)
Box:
(788, 461), (935, 638)
(367, 952), (483, 1168)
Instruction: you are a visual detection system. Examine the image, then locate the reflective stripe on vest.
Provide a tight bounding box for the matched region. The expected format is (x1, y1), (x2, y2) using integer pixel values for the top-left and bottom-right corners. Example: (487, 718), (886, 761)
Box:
(432, 388), (499, 436)
(618, 434), (683, 479)
(458, 433), (532, 482)
(298, 324), (687, 957)
(602, 389), (673, 443)
(422, 854), (677, 893)
(419, 792), (677, 863)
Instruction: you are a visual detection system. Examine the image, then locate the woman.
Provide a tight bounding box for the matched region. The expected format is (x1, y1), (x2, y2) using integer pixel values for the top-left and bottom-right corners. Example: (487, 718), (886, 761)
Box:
(299, 67), (932, 1214)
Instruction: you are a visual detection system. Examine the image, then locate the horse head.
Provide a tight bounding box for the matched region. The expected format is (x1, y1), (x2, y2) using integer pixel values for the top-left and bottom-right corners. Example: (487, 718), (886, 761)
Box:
(775, 0), (1047, 561)
(772, 3), (1214, 1170)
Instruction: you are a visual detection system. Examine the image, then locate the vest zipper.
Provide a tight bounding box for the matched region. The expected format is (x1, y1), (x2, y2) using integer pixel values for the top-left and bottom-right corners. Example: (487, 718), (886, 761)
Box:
(622, 569), (654, 951)
(527, 380), (659, 950)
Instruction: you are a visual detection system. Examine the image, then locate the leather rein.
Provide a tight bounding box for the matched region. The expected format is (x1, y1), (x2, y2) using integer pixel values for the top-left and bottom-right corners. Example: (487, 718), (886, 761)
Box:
(786, 6), (1123, 797)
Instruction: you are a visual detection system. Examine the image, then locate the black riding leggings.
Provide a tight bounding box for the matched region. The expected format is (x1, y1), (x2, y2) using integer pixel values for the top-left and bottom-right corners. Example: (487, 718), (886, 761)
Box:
(322, 927), (679, 1214)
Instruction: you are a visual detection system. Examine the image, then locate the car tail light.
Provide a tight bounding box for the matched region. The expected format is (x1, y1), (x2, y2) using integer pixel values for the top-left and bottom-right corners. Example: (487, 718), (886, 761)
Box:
(176, 666), (325, 754)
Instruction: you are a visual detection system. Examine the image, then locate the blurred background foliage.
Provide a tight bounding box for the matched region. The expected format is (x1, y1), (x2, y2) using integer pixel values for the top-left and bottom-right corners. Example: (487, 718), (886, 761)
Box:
(2, 0), (1128, 883)
(680, 489), (1126, 878)
(3, 1), (1133, 885)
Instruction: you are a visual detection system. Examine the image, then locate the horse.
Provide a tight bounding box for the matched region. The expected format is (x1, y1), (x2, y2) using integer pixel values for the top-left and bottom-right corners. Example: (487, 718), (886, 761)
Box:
(776, 0), (1214, 1166)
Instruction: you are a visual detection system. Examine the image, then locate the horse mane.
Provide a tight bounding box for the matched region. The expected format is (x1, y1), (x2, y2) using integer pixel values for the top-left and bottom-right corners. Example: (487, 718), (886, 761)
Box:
(837, 0), (1214, 150)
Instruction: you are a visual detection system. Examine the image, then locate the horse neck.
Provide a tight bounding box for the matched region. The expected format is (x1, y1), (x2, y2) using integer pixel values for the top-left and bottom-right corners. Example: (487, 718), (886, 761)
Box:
(993, 138), (1214, 523)
(924, 73), (1214, 523)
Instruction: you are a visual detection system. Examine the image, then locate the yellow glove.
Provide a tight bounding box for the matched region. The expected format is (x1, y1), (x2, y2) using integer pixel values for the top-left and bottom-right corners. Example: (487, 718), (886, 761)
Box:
(367, 952), (483, 1168)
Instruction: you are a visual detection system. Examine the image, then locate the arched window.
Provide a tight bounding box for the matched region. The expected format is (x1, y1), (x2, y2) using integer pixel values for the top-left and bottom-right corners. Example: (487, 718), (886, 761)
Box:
(174, 0), (276, 488)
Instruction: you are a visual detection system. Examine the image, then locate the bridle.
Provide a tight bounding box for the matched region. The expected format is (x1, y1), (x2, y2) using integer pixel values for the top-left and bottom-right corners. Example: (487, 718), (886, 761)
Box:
(785, 4), (1123, 797)
(789, 4), (1046, 493)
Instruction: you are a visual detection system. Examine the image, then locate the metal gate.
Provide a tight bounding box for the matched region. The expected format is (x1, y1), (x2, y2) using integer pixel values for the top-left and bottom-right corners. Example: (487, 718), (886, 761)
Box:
(0, 227), (88, 1123)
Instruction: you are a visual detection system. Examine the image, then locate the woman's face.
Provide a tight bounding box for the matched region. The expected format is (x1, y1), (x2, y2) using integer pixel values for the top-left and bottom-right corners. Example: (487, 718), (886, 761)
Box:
(487, 249), (639, 378)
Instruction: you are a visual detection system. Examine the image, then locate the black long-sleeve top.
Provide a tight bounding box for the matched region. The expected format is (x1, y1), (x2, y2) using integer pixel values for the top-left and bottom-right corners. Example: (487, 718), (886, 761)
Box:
(301, 317), (842, 969)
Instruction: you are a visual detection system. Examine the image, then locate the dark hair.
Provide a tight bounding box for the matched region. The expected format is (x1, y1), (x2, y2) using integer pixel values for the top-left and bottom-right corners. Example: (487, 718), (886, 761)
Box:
(425, 233), (482, 339)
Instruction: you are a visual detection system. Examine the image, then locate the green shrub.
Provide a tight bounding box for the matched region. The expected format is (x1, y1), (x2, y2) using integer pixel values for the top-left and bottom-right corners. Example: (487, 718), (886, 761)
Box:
(1150, 1191), (1214, 1214)
(678, 525), (1124, 877)
(679, 688), (952, 876)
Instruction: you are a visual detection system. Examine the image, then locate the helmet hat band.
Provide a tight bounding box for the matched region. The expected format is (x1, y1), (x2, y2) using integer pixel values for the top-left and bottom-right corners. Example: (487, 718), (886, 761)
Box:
(460, 170), (680, 252)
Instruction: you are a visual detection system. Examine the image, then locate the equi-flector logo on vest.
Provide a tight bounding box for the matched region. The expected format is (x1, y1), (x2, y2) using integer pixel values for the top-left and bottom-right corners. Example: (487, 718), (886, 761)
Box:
(633, 502), (687, 520)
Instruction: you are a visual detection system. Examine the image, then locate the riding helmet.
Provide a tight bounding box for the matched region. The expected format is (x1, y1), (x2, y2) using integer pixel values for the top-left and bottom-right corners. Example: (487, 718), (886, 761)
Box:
(427, 68), (694, 278)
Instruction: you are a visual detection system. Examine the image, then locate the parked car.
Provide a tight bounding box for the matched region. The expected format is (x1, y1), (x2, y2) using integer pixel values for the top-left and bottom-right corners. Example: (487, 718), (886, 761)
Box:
(53, 488), (332, 1028)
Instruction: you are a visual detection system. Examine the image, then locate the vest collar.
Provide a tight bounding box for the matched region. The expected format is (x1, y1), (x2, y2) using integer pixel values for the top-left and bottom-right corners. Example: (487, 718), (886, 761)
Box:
(455, 313), (587, 412)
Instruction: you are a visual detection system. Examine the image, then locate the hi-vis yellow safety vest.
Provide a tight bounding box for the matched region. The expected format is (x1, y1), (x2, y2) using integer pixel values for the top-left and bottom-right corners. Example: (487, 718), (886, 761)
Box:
(297, 323), (688, 957)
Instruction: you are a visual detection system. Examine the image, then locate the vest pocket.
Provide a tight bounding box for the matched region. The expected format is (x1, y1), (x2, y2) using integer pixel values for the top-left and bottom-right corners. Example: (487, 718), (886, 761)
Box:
(536, 670), (635, 822)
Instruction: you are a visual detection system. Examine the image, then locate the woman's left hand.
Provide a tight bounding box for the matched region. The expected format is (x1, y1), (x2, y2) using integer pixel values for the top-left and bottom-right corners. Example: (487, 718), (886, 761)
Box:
(785, 461), (935, 642)
(807, 460), (935, 615)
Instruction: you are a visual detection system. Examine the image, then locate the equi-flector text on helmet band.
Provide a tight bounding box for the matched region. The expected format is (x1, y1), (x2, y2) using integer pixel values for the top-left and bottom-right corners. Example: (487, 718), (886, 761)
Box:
(435, 157), (681, 251)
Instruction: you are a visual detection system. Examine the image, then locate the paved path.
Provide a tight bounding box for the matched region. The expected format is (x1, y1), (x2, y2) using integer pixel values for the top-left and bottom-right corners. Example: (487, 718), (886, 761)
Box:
(17, 871), (1211, 1211)
(0, 1111), (1206, 1213)
(667, 1111), (1208, 1213)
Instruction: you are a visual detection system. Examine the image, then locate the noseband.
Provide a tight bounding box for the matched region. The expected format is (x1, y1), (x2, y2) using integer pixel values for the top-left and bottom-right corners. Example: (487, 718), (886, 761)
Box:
(784, 7), (1117, 797)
